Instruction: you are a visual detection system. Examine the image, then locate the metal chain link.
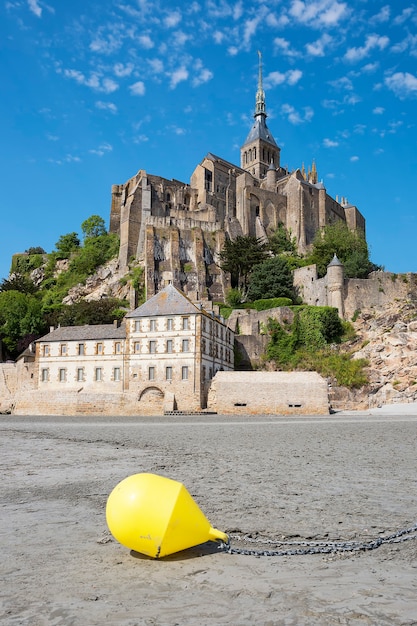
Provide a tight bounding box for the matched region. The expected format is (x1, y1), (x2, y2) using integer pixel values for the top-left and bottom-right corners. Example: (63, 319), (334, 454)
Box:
(218, 523), (417, 557)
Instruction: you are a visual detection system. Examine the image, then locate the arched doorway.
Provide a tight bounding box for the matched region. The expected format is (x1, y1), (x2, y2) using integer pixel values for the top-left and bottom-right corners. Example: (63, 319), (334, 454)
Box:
(138, 386), (165, 415)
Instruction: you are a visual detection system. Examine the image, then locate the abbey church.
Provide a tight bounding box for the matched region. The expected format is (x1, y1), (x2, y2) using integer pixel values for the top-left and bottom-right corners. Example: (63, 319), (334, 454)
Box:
(109, 55), (365, 302)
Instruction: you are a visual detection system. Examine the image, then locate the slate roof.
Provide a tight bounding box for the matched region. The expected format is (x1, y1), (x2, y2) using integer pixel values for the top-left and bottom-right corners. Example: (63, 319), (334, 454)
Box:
(36, 323), (126, 343)
(242, 115), (278, 148)
(126, 284), (202, 318)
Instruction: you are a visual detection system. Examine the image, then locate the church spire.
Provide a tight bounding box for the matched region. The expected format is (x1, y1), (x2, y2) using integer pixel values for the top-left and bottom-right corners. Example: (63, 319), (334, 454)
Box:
(255, 51), (266, 117)
(240, 52), (280, 178)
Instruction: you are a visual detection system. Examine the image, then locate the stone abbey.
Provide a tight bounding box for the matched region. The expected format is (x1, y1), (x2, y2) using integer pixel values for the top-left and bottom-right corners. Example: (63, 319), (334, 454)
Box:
(109, 54), (365, 301)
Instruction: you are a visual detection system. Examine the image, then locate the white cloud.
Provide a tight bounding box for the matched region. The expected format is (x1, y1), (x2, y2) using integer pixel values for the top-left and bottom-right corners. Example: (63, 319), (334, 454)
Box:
(213, 30), (224, 44)
(90, 32), (123, 55)
(385, 72), (417, 98)
(129, 81), (146, 96)
(267, 12), (290, 27)
(265, 69), (302, 88)
(242, 15), (262, 48)
(28, 0), (41, 17)
(344, 34), (389, 62)
(391, 34), (417, 56)
(393, 7), (415, 25)
(133, 134), (149, 144)
(228, 46), (239, 56)
(169, 66), (189, 89)
(233, 1), (243, 20)
(370, 5), (390, 23)
(373, 106), (384, 114)
(102, 78), (118, 93)
(89, 143), (113, 157)
(138, 34), (154, 49)
(46, 133), (59, 141)
(113, 63), (134, 78)
(168, 125), (186, 135)
(362, 62), (379, 73)
(173, 30), (190, 46)
(305, 33), (333, 57)
(96, 101), (118, 113)
(164, 10), (182, 28)
(329, 76), (353, 90)
(193, 67), (213, 87)
(274, 37), (299, 57)
(148, 58), (164, 74)
(287, 69), (303, 85)
(63, 69), (119, 93)
(281, 103), (313, 124)
(350, 155), (359, 162)
(323, 138), (339, 147)
(289, 0), (349, 27)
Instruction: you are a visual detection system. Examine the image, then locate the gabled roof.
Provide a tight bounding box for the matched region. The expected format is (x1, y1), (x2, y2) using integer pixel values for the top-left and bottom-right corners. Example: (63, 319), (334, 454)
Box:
(36, 323), (126, 343)
(126, 284), (201, 318)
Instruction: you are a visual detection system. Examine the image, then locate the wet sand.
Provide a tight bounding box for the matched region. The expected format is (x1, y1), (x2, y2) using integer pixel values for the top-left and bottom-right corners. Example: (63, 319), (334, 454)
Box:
(1, 413), (416, 625)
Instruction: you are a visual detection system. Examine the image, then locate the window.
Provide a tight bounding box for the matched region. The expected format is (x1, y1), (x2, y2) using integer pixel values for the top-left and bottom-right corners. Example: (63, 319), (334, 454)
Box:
(43, 345), (49, 357)
(182, 339), (189, 352)
(182, 317), (189, 330)
(148, 366), (155, 381)
(41, 368), (49, 382)
(167, 318), (173, 331)
(202, 339), (206, 353)
(182, 366), (188, 380)
(96, 342), (103, 355)
(202, 318), (206, 331)
(78, 343), (85, 356)
(59, 368), (66, 382)
(60, 344), (67, 356)
(202, 366), (206, 381)
(114, 342), (121, 354)
(113, 367), (121, 382)
(166, 340), (173, 353)
(134, 320), (141, 332)
(150, 319), (156, 331)
(166, 366), (173, 381)
(149, 340), (156, 354)
(76, 368), (84, 382)
(95, 367), (102, 382)
(133, 341), (140, 354)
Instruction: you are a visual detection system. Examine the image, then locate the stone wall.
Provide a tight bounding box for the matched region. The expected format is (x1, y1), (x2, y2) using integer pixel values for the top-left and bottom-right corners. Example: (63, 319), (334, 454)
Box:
(207, 371), (329, 415)
(293, 265), (417, 320)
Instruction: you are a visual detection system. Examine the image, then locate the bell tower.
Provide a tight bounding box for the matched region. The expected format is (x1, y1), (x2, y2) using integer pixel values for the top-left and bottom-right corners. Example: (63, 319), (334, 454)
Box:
(241, 52), (280, 180)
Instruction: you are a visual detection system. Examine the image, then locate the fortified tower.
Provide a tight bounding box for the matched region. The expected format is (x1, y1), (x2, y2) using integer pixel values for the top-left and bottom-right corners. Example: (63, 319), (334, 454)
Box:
(240, 52), (281, 179)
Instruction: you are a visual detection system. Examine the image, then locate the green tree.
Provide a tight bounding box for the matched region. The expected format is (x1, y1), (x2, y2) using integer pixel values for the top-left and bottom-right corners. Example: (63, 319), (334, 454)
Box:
(46, 298), (126, 327)
(0, 273), (38, 295)
(0, 291), (44, 356)
(25, 246), (46, 255)
(81, 215), (107, 240)
(247, 256), (294, 301)
(268, 224), (296, 256)
(219, 236), (269, 292)
(55, 232), (80, 259)
(308, 222), (374, 278)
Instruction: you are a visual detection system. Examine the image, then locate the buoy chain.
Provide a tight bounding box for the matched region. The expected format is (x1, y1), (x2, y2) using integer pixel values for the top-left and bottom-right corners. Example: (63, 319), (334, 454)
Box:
(220, 523), (417, 557)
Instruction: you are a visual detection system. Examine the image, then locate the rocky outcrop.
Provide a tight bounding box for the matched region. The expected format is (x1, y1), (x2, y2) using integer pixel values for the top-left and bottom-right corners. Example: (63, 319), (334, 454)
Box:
(331, 301), (417, 410)
(62, 258), (131, 305)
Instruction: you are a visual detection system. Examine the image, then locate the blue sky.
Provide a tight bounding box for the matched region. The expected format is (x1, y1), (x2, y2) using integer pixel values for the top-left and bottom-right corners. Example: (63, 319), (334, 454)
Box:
(2, 0), (417, 281)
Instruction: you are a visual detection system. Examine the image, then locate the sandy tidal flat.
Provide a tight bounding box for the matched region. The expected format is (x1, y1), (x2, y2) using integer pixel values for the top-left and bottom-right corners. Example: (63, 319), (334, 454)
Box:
(1, 414), (417, 626)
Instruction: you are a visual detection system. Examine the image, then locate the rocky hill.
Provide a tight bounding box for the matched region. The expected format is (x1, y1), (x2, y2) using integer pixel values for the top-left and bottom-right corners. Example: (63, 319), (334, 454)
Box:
(330, 301), (417, 410)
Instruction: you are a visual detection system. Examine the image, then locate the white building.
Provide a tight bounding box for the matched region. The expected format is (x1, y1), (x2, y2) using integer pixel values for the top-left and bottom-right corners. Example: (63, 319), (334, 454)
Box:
(35, 284), (234, 413)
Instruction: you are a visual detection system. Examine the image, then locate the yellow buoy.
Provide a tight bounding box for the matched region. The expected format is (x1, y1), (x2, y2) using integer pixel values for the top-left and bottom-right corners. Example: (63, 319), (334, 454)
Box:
(106, 473), (228, 558)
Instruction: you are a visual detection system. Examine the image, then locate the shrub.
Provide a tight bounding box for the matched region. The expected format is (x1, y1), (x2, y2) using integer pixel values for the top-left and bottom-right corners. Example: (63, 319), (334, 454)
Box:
(251, 297), (293, 311)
